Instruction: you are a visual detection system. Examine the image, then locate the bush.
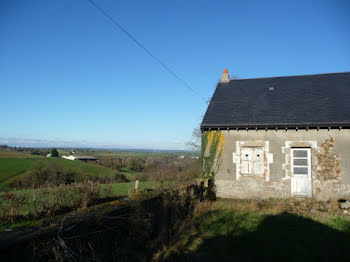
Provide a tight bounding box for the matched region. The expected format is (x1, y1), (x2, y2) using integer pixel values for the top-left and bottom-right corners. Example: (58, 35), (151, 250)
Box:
(124, 157), (144, 172)
(51, 149), (59, 157)
(100, 158), (122, 171)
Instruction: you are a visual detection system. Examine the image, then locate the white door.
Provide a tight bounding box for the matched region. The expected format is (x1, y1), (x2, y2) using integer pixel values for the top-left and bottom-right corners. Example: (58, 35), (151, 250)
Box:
(291, 148), (312, 197)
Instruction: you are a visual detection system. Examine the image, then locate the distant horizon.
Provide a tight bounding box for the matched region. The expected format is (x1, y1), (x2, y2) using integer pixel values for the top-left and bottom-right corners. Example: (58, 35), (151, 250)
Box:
(0, 136), (198, 152)
(3, 145), (198, 153)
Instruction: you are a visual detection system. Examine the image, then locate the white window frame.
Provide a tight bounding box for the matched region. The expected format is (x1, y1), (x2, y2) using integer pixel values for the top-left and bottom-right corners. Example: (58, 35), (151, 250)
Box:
(240, 146), (264, 177)
(291, 148), (311, 178)
(233, 141), (273, 181)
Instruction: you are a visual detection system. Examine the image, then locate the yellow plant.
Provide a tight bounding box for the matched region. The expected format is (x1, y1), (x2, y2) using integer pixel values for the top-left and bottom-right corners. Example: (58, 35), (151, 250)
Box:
(201, 131), (225, 179)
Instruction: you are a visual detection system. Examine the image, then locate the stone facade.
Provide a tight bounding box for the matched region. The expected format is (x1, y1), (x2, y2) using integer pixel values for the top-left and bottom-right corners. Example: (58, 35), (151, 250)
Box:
(216, 179), (290, 199)
(203, 129), (350, 200)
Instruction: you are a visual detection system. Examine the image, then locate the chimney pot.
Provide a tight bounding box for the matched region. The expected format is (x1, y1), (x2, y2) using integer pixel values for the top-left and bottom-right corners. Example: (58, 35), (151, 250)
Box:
(220, 68), (229, 83)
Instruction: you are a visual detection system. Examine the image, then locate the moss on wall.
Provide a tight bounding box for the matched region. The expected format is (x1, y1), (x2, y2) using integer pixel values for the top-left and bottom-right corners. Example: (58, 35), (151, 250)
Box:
(200, 131), (224, 180)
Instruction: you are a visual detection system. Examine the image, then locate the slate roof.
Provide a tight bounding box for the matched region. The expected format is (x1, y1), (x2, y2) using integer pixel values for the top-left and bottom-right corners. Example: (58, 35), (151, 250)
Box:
(201, 72), (350, 129)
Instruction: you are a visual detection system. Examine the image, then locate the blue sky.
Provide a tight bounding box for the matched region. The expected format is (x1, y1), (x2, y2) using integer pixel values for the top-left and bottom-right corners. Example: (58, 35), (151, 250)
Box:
(1, 0), (349, 150)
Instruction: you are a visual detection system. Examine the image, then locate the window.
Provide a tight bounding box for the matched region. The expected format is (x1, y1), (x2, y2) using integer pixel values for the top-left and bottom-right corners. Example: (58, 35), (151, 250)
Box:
(291, 148), (311, 176)
(241, 147), (264, 175)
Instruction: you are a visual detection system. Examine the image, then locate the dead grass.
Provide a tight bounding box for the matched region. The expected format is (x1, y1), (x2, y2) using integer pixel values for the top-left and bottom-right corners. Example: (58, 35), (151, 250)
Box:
(0, 183), (201, 261)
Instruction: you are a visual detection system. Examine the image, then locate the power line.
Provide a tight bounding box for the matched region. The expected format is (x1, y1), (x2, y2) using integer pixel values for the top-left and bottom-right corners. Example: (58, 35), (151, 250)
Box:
(87, 0), (207, 102)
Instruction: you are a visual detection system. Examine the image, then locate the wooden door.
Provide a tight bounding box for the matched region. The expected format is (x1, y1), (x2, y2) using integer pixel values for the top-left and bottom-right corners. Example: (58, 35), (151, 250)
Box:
(291, 148), (312, 197)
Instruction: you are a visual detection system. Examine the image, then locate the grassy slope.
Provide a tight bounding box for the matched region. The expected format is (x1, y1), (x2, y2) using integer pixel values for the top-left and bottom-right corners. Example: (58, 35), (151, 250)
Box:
(158, 200), (350, 261)
(54, 158), (116, 177)
(0, 158), (116, 188)
(0, 159), (37, 187)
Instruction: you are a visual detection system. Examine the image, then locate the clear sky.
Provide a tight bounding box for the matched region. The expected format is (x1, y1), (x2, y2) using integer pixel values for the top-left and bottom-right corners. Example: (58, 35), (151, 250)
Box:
(1, 0), (349, 150)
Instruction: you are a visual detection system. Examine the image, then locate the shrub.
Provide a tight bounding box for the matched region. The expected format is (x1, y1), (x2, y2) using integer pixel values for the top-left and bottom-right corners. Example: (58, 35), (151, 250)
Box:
(51, 149), (59, 157)
(100, 158), (122, 171)
(124, 157), (144, 172)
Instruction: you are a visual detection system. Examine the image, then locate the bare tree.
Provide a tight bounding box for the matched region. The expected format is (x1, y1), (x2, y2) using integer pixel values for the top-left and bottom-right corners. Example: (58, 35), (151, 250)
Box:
(187, 126), (201, 151)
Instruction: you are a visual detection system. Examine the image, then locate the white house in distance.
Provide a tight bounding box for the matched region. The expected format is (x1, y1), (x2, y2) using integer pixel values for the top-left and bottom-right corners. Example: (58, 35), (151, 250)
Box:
(62, 155), (76, 160)
(62, 155), (98, 162)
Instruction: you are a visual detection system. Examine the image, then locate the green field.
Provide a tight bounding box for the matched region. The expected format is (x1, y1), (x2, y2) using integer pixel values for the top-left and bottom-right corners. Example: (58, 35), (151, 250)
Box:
(0, 151), (43, 158)
(0, 159), (37, 187)
(0, 158), (117, 188)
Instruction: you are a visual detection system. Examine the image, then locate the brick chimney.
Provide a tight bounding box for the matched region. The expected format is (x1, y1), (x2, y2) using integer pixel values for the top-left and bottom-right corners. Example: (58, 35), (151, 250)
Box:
(220, 68), (229, 83)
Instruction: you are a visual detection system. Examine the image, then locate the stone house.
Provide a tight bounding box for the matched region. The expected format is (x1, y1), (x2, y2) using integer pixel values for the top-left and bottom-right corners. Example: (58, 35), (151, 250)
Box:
(200, 70), (350, 200)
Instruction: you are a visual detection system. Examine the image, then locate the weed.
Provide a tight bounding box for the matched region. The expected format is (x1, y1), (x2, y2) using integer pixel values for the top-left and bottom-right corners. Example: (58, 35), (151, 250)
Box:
(0, 192), (28, 221)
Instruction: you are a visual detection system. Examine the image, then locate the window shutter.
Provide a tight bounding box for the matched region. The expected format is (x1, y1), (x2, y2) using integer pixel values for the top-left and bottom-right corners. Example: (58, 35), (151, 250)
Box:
(241, 147), (264, 175)
(254, 148), (264, 174)
(241, 148), (252, 174)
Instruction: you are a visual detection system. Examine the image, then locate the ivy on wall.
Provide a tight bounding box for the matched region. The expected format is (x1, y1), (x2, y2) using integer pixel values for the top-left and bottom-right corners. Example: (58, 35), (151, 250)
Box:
(200, 131), (225, 180)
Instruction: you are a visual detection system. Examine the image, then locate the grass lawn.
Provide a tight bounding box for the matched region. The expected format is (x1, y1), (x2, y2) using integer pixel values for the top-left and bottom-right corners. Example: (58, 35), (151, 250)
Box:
(157, 199), (350, 261)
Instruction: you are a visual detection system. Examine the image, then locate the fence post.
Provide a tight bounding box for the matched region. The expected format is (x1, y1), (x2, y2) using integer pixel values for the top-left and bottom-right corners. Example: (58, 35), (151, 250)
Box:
(134, 179), (139, 193)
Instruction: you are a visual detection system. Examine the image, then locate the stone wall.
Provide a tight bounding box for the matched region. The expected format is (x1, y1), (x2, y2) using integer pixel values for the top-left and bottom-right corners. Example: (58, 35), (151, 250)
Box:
(313, 180), (350, 201)
(205, 129), (350, 200)
(216, 178), (290, 199)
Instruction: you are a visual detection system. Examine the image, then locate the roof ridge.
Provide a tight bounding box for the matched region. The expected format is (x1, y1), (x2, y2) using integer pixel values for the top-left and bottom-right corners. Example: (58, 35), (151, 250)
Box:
(228, 71), (350, 82)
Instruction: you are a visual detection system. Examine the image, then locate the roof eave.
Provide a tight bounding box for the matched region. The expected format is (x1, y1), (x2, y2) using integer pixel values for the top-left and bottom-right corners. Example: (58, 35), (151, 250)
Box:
(200, 123), (350, 130)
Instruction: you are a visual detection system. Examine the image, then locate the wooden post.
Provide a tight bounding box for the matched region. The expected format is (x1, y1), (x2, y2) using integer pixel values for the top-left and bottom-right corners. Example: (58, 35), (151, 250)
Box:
(204, 179), (209, 188)
(135, 179), (139, 193)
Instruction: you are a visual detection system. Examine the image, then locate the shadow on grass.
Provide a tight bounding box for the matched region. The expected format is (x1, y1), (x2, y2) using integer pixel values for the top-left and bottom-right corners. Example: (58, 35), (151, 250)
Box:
(171, 212), (350, 262)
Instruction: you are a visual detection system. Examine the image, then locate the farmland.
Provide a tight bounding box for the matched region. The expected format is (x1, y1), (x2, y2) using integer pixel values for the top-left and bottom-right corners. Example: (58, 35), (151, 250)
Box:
(0, 158), (117, 188)
(0, 151), (43, 158)
(0, 158), (36, 187)
(0, 147), (199, 189)
(0, 148), (198, 232)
